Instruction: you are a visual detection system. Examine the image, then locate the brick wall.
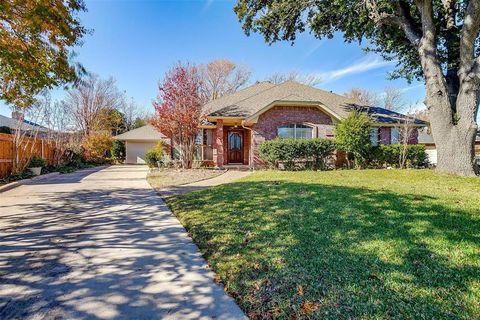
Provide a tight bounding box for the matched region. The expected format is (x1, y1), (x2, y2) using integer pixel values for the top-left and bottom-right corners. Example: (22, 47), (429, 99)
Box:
(251, 106), (334, 166)
(408, 128), (419, 144)
(379, 127), (419, 145)
(252, 106), (333, 140)
(379, 127), (391, 144)
(213, 119), (224, 167)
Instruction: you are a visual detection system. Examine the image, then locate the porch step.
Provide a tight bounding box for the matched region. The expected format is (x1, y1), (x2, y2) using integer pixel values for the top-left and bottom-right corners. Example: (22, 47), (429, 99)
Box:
(223, 164), (251, 171)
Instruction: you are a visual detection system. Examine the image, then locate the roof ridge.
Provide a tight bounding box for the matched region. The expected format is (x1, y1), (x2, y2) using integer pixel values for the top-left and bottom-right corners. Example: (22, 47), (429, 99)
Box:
(283, 80), (363, 104)
(203, 81), (274, 108)
(222, 81), (280, 107)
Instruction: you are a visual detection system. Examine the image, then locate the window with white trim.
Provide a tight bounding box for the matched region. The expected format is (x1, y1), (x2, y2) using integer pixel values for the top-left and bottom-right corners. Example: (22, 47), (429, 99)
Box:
(370, 128), (379, 146)
(391, 128), (399, 144)
(277, 124), (313, 139)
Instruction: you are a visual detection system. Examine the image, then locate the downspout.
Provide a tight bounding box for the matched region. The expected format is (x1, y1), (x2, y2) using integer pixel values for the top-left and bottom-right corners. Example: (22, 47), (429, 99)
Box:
(241, 120), (255, 171)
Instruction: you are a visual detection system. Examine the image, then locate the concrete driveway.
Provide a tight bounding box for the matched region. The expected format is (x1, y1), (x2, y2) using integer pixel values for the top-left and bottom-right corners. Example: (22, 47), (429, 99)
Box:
(0, 165), (245, 320)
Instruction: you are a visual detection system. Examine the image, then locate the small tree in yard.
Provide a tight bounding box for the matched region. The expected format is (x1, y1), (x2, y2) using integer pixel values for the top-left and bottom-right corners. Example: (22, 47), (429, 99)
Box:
(397, 108), (419, 169)
(335, 111), (372, 168)
(151, 63), (205, 169)
(11, 95), (49, 174)
(111, 139), (125, 162)
(82, 131), (113, 163)
(235, 0), (480, 176)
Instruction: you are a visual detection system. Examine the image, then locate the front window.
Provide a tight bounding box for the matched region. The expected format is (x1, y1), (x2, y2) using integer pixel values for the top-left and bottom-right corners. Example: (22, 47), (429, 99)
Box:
(370, 128), (379, 146)
(195, 129), (213, 160)
(391, 128), (399, 144)
(277, 124), (313, 139)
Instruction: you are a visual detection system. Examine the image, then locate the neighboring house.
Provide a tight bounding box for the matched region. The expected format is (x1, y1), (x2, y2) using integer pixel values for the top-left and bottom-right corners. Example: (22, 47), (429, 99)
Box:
(199, 80), (427, 168)
(419, 129), (480, 165)
(114, 124), (170, 164)
(0, 112), (49, 137)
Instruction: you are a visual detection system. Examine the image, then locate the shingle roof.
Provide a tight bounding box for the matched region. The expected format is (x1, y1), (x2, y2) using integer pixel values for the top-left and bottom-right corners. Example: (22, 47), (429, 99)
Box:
(359, 106), (429, 125)
(203, 81), (276, 117)
(0, 114), (48, 132)
(114, 124), (167, 141)
(202, 80), (427, 125)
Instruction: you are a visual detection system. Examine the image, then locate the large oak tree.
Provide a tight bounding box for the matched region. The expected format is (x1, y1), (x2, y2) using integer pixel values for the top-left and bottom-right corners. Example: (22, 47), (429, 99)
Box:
(235, 0), (480, 176)
(0, 0), (87, 108)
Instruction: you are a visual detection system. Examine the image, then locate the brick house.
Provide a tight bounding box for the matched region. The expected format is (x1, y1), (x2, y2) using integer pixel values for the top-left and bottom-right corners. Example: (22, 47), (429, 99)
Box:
(197, 81), (427, 168)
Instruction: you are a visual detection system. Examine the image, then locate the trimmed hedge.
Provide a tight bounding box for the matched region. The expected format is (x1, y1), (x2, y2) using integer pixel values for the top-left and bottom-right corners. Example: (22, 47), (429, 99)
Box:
(258, 138), (336, 170)
(370, 144), (428, 168)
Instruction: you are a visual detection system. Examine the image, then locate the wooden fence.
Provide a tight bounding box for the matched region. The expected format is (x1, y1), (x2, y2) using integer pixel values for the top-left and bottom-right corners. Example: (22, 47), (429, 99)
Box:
(0, 133), (56, 179)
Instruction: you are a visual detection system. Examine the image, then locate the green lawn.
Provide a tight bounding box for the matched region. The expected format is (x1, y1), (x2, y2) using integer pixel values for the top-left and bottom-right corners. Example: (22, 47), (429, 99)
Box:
(166, 169), (480, 319)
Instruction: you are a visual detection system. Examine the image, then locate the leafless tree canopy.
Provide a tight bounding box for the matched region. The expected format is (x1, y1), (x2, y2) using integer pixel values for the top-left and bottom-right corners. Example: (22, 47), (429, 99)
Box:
(345, 87), (406, 112)
(199, 59), (252, 100)
(118, 98), (146, 131)
(344, 88), (379, 106)
(62, 74), (125, 135)
(381, 87), (405, 111)
(10, 94), (48, 173)
(267, 70), (322, 86)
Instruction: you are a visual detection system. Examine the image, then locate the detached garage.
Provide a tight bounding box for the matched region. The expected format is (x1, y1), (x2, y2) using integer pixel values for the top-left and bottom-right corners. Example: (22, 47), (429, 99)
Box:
(114, 125), (170, 164)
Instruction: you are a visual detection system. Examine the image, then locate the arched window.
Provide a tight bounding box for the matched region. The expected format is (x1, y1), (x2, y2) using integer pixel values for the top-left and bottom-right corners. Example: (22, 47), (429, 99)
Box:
(277, 124), (313, 139)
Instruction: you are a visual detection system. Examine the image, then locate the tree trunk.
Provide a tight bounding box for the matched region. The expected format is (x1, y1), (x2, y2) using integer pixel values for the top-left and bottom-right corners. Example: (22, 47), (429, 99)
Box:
(428, 93), (478, 177)
(417, 27), (479, 177)
(434, 127), (477, 176)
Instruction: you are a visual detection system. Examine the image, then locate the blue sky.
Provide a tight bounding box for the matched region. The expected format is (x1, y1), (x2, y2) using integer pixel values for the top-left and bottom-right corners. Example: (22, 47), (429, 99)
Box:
(0, 0), (428, 117)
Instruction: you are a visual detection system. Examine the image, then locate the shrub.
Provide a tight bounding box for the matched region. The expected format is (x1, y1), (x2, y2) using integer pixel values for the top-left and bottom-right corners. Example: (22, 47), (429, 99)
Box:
(0, 170), (35, 184)
(335, 111), (372, 168)
(28, 155), (47, 168)
(82, 131), (113, 163)
(258, 138), (336, 170)
(145, 142), (164, 168)
(111, 139), (125, 161)
(371, 144), (428, 168)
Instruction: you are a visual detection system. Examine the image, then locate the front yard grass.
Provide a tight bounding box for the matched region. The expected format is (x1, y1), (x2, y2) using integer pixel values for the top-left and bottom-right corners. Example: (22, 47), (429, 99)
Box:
(166, 169), (480, 319)
(147, 168), (224, 190)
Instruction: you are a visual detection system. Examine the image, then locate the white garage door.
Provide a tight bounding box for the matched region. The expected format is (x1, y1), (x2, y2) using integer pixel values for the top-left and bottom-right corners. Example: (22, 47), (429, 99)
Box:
(126, 141), (156, 164)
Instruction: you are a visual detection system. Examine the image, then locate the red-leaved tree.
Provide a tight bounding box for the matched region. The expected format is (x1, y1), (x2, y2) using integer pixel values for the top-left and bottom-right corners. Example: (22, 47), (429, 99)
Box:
(151, 63), (205, 169)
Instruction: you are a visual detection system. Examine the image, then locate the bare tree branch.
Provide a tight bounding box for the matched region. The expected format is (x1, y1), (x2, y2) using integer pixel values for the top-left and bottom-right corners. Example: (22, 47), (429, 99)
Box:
(62, 74), (124, 136)
(365, 0), (422, 45)
(267, 70), (322, 86)
(199, 59), (252, 100)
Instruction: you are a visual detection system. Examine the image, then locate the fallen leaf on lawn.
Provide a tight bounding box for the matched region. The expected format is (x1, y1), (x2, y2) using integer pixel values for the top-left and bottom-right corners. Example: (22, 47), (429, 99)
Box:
(297, 284), (304, 296)
(301, 301), (320, 315)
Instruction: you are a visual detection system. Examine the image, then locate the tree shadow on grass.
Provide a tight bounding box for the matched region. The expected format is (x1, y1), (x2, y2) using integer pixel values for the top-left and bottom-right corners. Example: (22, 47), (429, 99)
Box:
(0, 181), (243, 319)
(167, 180), (480, 319)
